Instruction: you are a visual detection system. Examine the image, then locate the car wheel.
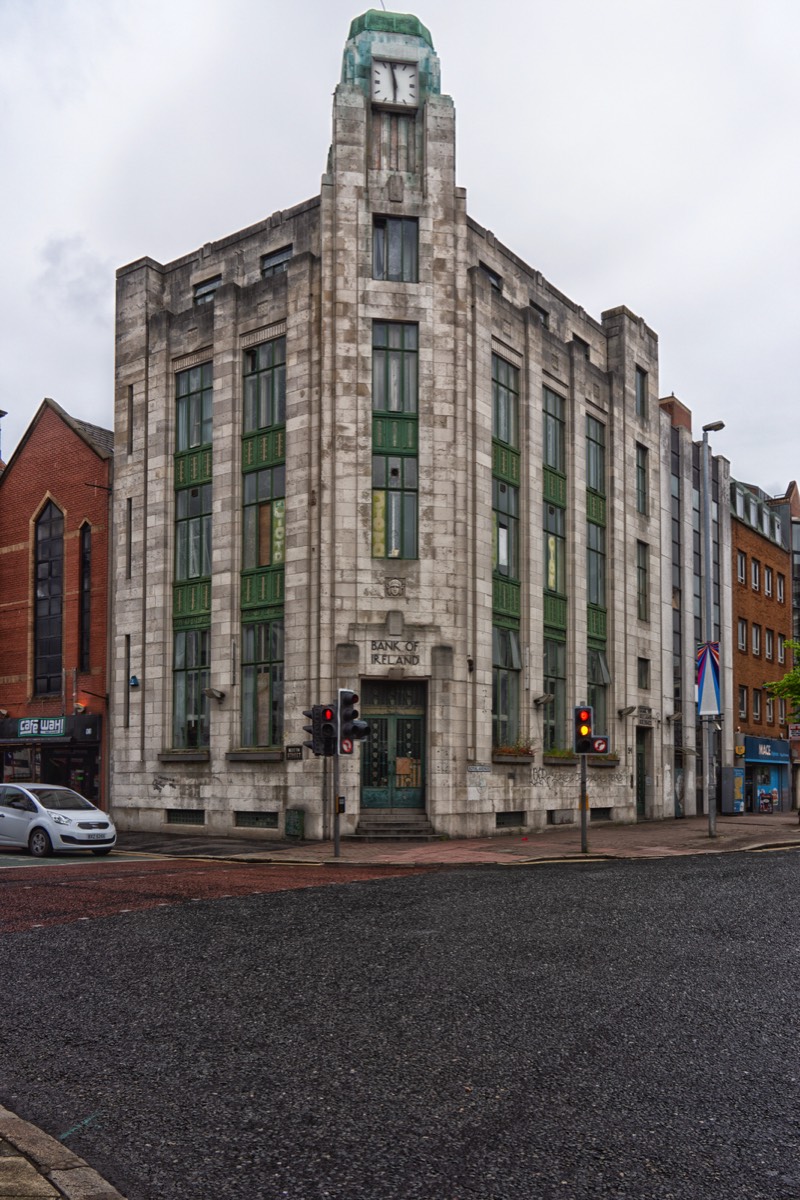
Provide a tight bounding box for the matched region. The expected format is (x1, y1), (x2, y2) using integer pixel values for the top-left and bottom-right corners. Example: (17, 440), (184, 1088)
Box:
(29, 828), (53, 858)
(91, 848), (112, 856)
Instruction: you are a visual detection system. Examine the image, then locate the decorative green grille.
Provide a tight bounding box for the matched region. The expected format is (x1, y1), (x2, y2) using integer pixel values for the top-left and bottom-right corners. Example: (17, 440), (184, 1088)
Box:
(175, 448), (212, 488)
(241, 566), (285, 610)
(173, 580), (211, 621)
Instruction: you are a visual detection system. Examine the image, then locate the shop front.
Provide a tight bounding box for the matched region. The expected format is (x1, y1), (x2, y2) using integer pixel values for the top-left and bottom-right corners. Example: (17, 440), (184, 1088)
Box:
(738, 735), (790, 813)
(0, 715), (103, 806)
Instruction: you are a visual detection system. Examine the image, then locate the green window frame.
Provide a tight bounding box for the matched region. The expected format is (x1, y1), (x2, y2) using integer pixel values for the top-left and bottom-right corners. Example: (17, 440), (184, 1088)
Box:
(586, 416), (605, 495)
(544, 503), (566, 595)
(543, 637), (566, 751)
(241, 618), (284, 748)
(373, 216), (419, 283)
(372, 456), (418, 559)
(492, 353), (519, 448)
(243, 466), (286, 569)
(588, 647), (611, 735)
(492, 626), (521, 747)
(243, 338), (286, 433)
(493, 478), (519, 579)
(175, 484), (212, 581)
(173, 628), (210, 749)
(372, 322), (418, 559)
(543, 387), (565, 473)
(372, 322), (418, 414)
(176, 363), (212, 452)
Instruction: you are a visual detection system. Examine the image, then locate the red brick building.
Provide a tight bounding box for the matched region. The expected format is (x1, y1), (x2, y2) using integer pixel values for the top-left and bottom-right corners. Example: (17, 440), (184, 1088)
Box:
(730, 479), (793, 812)
(0, 400), (113, 805)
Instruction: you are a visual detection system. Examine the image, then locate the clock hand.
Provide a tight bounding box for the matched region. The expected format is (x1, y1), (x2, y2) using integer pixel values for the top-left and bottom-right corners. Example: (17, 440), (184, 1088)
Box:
(391, 63), (398, 101)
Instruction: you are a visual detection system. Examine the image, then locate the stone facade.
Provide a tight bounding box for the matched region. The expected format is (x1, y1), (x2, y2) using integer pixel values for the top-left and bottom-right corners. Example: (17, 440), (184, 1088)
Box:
(111, 11), (681, 839)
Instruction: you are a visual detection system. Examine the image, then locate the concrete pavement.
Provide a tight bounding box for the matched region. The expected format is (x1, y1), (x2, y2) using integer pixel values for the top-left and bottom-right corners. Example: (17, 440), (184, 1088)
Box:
(116, 808), (800, 866)
(7, 808), (800, 1200)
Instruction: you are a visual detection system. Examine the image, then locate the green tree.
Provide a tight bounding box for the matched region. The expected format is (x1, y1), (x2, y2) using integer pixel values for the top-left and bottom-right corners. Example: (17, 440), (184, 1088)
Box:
(765, 639), (800, 723)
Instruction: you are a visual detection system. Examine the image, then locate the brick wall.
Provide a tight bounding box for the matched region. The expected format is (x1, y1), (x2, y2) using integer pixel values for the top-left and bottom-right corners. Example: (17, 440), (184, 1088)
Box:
(0, 402), (111, 719)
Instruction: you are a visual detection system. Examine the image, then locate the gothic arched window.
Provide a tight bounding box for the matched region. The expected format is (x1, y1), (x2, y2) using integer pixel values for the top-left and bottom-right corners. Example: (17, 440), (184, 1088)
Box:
(35, 501), (64, 695)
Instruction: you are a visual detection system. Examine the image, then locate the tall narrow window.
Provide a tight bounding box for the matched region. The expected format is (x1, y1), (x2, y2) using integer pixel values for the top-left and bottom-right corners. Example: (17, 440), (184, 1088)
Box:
(175, 485), (212, 581)
(78, 524), (91, 672)
(587, 522), (605, 607)
(636, 541), (649, 620)
(493, 479), (518, 579)
(635, 366), (648, 419)
(125, 498), (133, 579)
(492, 353), (521, 744)
(736, 550), (746, 583)
(243, 338), (286, 433)
(544, 504), (566, 595)
(243, 467), (286, 569)
(738, 687), (748, 719)
(543, 387), (565, 473)
(635, 443), (649, 514)
(543, 638), (566, 751)
(34, 501), (64, 695)
(126, 384), (134, 456)
(123, 634), (131, 729)
(176, 363), (213, 451)
(492, 354), (519, 447)
(586, 417), (605, 495)
(588, 648), (611, 734)
(373, 216), (418, 282)
(372, 322), (418, 559)
(242, 618), (284, 748)
(173, 629), (210, 749)
(492, 626), (521, 747)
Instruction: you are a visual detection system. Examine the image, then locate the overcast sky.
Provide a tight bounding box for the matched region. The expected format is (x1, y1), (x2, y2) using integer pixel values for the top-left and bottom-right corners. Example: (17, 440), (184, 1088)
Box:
(1, 0), (797, 495)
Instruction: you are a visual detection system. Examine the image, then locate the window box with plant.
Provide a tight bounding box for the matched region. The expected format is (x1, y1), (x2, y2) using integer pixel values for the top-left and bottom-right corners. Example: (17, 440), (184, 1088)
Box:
(542, 747), (578, 765)
(492, 740), (535, 763)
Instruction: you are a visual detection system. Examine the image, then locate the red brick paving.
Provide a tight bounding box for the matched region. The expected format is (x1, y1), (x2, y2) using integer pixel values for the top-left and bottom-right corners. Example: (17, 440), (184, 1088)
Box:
(0, 858), (433, 934)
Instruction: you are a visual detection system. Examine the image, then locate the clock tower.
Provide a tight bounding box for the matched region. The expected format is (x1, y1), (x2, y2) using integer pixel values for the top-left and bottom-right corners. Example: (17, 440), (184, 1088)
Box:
(316, 10), (467, 827)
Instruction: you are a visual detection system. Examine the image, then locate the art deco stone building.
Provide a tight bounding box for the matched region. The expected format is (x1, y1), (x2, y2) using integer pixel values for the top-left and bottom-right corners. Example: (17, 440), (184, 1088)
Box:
(111, 10), (683, 838)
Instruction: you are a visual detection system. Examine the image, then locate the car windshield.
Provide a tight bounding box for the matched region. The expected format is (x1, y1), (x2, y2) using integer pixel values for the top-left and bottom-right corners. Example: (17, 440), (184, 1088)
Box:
(33, 789), (95, 811)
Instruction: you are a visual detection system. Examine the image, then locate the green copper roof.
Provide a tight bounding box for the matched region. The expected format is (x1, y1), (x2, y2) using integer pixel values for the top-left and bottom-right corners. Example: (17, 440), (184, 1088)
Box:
(348, 10), (434, 49)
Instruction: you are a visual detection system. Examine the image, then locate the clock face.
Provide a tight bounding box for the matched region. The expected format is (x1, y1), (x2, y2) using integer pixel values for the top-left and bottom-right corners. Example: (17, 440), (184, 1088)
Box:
(371, 59), (418, 108)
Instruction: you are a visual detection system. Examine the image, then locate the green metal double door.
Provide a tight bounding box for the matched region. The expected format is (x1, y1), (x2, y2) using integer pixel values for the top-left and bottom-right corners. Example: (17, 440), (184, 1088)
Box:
(360, 681), (425, 810)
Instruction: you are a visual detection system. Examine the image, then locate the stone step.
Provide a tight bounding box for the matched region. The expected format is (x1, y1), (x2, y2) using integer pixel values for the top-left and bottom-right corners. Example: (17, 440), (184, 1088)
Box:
(350, 812), (436, 841)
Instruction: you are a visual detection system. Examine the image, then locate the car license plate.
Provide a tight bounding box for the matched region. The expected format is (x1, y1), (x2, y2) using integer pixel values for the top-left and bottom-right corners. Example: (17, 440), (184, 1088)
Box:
(87, 833), (106, 841)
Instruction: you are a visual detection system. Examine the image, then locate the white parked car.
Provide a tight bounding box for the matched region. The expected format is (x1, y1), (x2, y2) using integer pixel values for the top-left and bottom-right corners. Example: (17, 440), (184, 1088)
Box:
(0, 784), (116, 857)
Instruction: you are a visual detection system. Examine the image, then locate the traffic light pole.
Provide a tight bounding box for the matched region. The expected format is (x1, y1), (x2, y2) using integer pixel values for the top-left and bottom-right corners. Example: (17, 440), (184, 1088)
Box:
(333, 750), (341, 858)
(580, 752), (589, 855)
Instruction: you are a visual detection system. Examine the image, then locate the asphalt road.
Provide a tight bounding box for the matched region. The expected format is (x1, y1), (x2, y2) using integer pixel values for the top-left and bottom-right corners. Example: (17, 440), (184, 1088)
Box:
(2, 852), (799, 1199)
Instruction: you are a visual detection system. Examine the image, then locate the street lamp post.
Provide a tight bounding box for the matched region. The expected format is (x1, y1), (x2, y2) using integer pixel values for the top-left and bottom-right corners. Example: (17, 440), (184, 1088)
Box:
(702, 420), (725, 838)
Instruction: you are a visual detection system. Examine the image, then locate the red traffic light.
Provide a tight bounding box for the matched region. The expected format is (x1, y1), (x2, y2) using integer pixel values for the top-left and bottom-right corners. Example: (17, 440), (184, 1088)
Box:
(322, 708), (335, 721)
(573, 705), (594, 754)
